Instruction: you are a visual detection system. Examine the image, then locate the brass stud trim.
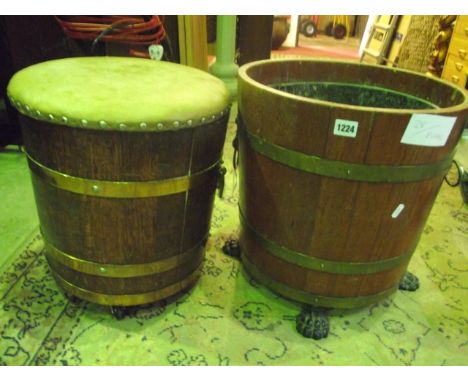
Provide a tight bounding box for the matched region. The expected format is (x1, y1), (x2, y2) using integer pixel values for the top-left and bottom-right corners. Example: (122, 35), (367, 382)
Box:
(7, 93), (231, 132)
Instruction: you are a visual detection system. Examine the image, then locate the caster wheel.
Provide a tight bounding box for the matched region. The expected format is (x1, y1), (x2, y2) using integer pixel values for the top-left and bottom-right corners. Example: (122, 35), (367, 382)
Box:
(399, 271), (420, 292)
(332, 24), (347, 39)
(222, 239), (241, 258)
(302, 21), (317, 37)
(296, 306), (329, 340)
(110, 306), (128, 320)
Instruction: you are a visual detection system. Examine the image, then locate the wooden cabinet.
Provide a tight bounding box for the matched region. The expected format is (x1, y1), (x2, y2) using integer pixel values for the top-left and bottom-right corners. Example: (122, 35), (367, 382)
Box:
(442, 16), (468, 89)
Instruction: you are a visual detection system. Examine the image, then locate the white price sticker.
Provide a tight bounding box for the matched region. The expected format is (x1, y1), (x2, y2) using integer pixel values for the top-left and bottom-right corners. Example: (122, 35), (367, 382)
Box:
(401, 114), (457, 147)
(391, 204), (405, 219)
(333, 119), (359, 138)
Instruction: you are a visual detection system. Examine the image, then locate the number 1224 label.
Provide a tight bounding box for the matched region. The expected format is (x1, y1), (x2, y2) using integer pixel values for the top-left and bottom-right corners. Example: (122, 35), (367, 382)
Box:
(333, 119), (359, 138)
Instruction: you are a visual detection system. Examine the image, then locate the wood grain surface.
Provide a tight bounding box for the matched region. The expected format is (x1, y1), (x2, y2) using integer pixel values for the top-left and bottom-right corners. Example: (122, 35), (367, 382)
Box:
(20, 114), (228, 306)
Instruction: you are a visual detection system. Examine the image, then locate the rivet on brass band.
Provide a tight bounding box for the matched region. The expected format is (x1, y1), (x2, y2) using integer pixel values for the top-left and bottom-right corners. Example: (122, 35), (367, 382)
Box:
(237, 117), (453, 183)
(241, 253), (397, 309)
(43, 235), (207, 278)
(52, 266), (201, 307)
(239, 209), (413, 275)
(27, 154), (219, 198)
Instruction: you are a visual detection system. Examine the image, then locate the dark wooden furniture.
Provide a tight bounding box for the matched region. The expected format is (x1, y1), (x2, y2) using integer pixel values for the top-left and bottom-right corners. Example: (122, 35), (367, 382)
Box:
(0, 16), (70, 147)
(237, 59), (468, 310)
(7, 57), (230, 309)
(237, 16), (274, 65)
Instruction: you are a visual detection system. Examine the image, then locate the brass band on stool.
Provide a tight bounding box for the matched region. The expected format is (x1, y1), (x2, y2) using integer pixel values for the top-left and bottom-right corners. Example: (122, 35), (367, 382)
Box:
(43, 235), (208, 278)
(27, 154), (221, 198)
(52, 266), (202, 306)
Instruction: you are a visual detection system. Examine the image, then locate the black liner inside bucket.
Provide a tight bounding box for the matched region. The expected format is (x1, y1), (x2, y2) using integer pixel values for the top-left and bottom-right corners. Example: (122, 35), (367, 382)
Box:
(270, 81), (438, 110)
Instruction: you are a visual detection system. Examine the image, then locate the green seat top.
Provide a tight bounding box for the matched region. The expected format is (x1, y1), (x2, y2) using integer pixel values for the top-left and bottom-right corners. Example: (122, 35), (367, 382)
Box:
(7, 57), (231, 131)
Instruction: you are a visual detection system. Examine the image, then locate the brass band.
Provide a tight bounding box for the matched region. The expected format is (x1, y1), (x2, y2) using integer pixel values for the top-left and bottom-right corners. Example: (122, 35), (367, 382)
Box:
(239, 209), (413, 275)
(43, 235), (207, 278)
(237, 118), (453, 183)
(53, 266), (201, 306)
(241, 253), (397, 309)
(27, 154), (220, 198)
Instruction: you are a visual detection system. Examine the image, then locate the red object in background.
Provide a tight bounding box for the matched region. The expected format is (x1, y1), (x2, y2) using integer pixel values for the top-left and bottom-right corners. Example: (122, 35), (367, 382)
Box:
(309, 15), (320, 25)
(55, 16), (166, 58)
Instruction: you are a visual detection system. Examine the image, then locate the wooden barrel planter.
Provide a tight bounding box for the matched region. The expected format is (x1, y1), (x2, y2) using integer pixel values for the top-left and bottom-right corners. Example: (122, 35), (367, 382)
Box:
(237, 59), (468, 310)
(7, 57), (230, 309)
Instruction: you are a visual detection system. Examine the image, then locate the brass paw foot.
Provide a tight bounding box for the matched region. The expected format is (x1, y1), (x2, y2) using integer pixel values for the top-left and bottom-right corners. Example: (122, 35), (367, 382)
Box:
(399, 271), (420, 291)
(222, 239), (241, 259)
(296, 306), (329, 340)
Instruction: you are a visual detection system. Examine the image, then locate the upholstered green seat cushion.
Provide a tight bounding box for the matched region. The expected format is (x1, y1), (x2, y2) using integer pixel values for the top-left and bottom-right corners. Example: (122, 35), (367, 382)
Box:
(7, 57), (230, 131)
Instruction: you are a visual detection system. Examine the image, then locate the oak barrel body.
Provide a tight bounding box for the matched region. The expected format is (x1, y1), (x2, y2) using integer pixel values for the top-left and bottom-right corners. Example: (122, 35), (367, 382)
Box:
(238, 59), (468, 309)
(7, 57), (230, 306)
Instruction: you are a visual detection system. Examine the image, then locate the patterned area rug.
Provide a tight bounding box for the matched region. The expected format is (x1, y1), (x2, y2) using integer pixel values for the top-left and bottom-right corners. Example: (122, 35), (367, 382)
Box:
(0, 110), (467, 366)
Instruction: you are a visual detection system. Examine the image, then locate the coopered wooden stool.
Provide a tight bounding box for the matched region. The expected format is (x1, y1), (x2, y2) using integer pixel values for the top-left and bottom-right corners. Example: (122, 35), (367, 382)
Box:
(7, 57), (230, 315)
(236, 59), (468, 338)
